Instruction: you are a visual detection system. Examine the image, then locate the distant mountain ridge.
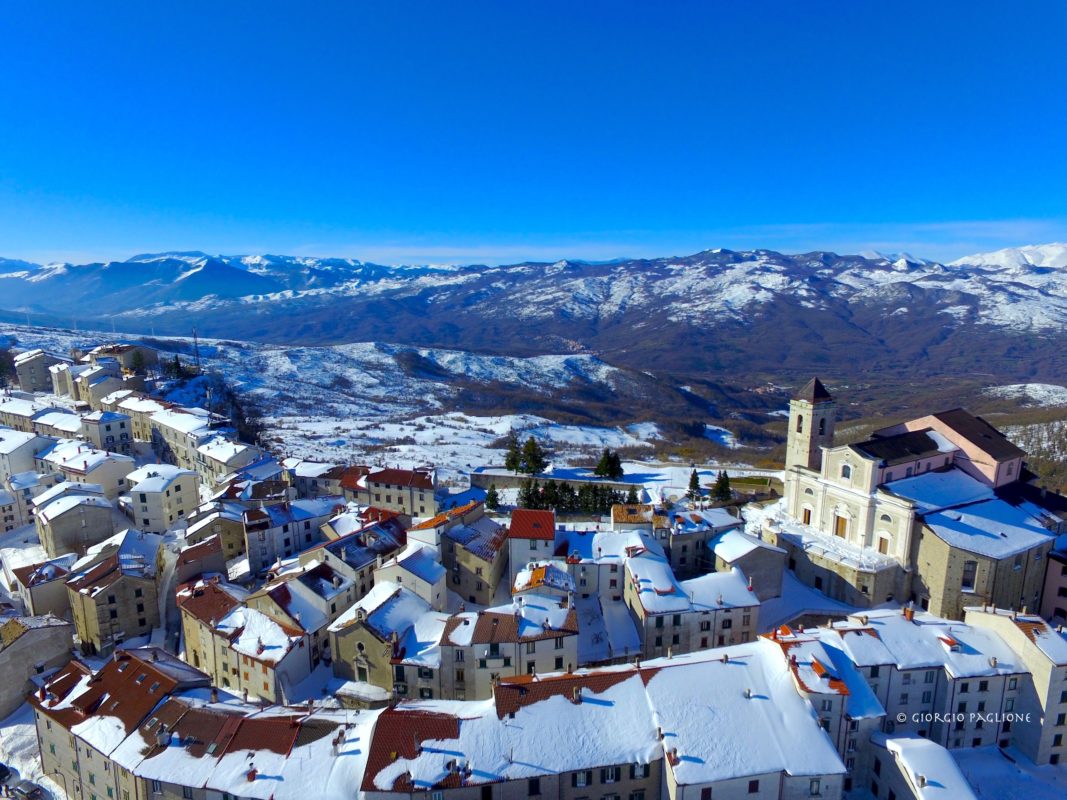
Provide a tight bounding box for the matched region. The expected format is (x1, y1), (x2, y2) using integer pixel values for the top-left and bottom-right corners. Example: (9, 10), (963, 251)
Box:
(5, 244), (1067, 386)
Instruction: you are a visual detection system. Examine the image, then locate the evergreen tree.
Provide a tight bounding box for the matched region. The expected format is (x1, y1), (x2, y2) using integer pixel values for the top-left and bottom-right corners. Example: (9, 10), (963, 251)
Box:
(130, 349), (147, 375)
(607, 451), (624, 480)
(625, 484), (640, 504)
(520, 436), (548, 474)
(714, 470), (733, 502)
(503, 429), (521, 472)
(687, 469), (701, 501)
(485, 484), (500, 511)
(594, 448), (613, 477)
(517, 479), (534, 508)
(558, 482), (577, 513)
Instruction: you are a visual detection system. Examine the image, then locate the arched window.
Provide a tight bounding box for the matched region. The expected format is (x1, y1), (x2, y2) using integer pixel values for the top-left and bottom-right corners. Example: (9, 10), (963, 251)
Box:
(804, 488), (814, 495)
(841, 464), (852, 480)
(796, 414), (804, 433)
(880, 513), (892, 523)
(818, 417), (826, 435)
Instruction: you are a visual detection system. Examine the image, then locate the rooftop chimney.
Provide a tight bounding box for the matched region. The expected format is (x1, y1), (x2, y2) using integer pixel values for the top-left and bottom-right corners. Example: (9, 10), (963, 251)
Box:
(571, 686), (582, 704)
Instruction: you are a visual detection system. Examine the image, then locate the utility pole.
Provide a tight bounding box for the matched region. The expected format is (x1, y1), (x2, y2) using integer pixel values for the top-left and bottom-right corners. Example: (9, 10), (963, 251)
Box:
(192, 327), (202, 375)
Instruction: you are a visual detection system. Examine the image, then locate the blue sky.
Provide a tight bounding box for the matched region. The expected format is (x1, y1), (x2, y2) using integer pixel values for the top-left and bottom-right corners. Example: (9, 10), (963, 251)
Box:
(1, 2), (1065, 265)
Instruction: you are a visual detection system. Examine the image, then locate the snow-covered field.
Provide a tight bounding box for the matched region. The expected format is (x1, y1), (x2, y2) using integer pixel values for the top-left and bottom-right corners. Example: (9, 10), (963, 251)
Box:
(953, 746), (1067, 799)
(985, 383), (1067, 407)
(3, 325), (688, 476)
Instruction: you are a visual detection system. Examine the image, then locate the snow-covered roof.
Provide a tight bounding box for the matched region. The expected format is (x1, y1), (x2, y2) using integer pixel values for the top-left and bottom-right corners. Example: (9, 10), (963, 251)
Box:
(82, 410), (129, 423)
(32, 479), (105, 508)
(36, 492), (112, 523)
(443, 515), (507, 561)
(712, 528), (786, 562)
(151, 408), (213, 437)
(41, 438), (134, 472)
(7, 469), (50, 490)
(0, 397), (57, 419)
(118, 395), (168, 414)
(875, 734), (977, 800)
(33, 410), (83, 433)
(883, 468), (995, 514)
(0, 427), (38, 455)
(379, 542), (446, 585)
(924, 497), (1054, 558)
(677, 567), (760, 612)
(245, 496), (345, 529)
(967, 608), (1067, 666)
(829, 609), (1022, 678)
(127, 463), (197, 493)
(288, 459), (340, 478)
(365, 641), (846, 792)
(216, 606), (303, 664)
(197, 436), (253, 462)
(513, 560), (574, 594)
(667, 506), (741, 533)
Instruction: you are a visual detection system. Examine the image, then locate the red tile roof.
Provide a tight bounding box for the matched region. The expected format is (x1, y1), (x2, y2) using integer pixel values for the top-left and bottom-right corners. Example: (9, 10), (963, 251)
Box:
(177, 579), (243, 627)
(508, 508), (555, 540)
(367, 468), (434, 491)
(361, 709), (462, 792)
(494, 669), (637, 719)
(11, 560), (70, 588)
(409, 500), (481, 531)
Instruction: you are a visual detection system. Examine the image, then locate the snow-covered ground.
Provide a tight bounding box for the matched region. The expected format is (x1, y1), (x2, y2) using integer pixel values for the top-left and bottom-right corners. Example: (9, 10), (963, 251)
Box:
(985, 383), (1067, 407)
(704, 424), (741, 449)
(0, 703), (66, 798)
(4, 325), (682, 477)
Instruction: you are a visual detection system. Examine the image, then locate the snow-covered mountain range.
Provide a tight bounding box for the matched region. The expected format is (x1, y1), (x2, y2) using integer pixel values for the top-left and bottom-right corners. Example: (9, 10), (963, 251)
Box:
(4, 244), (1067, 385)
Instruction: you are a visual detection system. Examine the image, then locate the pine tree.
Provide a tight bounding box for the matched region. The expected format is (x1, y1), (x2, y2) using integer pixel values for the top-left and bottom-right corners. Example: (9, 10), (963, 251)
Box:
(607, 451), (624, 480)
(130, 350), (146, 375)
(503, 429), (521, 472)
(542, 480), (560, 510)
(520, 436), (548, 474)
(485, 484), (500, 511)
(714, 471), (732, 502)
(687, 469), (701, 501)
(517, 480), (534, 508)
(594, 448), (612, 477)
(625, 484), (640, 504)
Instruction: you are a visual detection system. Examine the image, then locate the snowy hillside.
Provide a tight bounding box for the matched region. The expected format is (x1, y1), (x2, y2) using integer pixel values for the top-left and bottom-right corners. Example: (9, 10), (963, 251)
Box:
(3, 325), (686, 476)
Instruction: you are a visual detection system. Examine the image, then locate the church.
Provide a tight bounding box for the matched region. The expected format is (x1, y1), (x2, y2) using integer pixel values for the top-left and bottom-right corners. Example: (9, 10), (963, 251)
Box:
(767, 378), (1063, 619)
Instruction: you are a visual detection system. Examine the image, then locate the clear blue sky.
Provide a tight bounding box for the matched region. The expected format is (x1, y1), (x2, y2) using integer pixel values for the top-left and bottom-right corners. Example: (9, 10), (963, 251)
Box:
(2, 1), (1065, 265)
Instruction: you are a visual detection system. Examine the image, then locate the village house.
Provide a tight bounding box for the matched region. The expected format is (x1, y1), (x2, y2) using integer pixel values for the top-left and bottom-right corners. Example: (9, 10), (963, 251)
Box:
(184, 500), (248, 560)
(612, 502), (740, 578)
(173, 533), (227, 584)
(770, 378), (1059, 618)
(7, 554), (77, 617)
(244, 560), (357, 665)
(373, 541), (448, 610)
(506, 507), (557, 589)
(0, 487), (18, 531)
(1042, 550), (1067, 623)
(282, 458), (349, 498)
(814, 607), (1026, 754)
(0, 395), (64, 432)
(438, 502), (509, 606)
(116, 393), (169, 441)
(4, 469), (61, 527)
(329, 579), (580, 702)
(710, 527), (788, 601)
(360, 639), (847, 800)
(0, 426), (54, 482)
(37, 438), (136, 499)
(242, 495), (346, 574)
(79, 342), (160, 372)
(30, 647), (212, 800)
(965, 607), (1067, 765)
(0, 614), (73, 718)
(14, 348), (70, 392)
(124, 462), (200, 533)
(30, 408), (83, 439)
(868, 733), (978, 800)
(48, 360), (92, 399)
(195, 434), (263, 487)
(150, 406), (216, 469)
(81, 409), (134, 455)
(295, 515), (406, 598)
(176, 575), (312, 703)
(34, 483), (115, 557)
(65, 529), (163, 655)
(356, 466), (439, 517)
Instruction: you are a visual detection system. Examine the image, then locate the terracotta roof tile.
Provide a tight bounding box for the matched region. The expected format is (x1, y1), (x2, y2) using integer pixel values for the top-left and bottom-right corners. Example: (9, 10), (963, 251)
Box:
(508, 509), (555, 541)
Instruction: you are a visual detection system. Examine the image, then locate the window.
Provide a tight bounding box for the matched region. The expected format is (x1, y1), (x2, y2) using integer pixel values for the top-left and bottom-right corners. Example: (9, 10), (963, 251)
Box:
(870, 665), (880, 678)
(979, 680), (989, 692)
(797, 414), (804, 433)
(841, 464), (852, 480)
(555, 657), (564, 670)
(555, 636), (564, 650)
(151, 781), (161, 793)
(961, 560), (978, 592)
(572, 770), (592, 787)
(701, 790), (712, 800)
(818, 418), (826, 435)
(810, 779), (821, 796)
(183, 788), (193, 799)
(528, 778), (541, 795)
(748, 779), (759, 794)
(630, 763), (650, 779)
(922, 691), (932, 704)
(1009, 677), (1017, 690)
(602, 766), (620, 783)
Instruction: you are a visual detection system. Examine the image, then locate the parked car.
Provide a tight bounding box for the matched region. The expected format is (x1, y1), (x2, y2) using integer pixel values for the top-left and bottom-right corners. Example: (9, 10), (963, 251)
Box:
(12, 779), (44, 799)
